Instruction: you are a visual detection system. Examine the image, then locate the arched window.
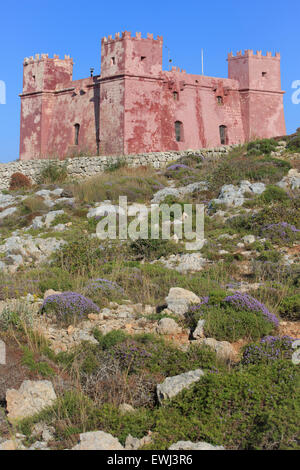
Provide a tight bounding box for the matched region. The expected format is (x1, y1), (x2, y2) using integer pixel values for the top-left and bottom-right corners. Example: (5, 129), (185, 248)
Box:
(175, 121), (183, 142)
(74, 123), (80, 146)
(217, 96), (223, 105)
(219, 125), (227, 145)
(173, 91), (179, 101)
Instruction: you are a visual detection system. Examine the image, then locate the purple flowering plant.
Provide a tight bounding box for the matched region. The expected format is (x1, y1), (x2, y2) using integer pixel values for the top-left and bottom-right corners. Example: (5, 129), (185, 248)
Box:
(242, 336), (297, 365)
(41, 291), (100, 326)
(111, 340), (152, 373)
(262, 222), (300, 245)
(186, 291), (278, 342)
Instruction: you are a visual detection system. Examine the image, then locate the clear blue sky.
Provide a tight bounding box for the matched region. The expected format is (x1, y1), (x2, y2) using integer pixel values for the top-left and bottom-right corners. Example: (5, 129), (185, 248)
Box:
(0, 0), (299, 163)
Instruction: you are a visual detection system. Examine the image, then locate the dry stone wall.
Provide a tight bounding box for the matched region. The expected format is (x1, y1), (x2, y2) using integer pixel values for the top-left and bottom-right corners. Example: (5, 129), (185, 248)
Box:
(0, 146), (234, 190)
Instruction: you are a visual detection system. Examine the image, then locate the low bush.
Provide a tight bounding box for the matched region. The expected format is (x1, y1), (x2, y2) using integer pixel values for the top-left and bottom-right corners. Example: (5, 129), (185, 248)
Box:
(20, 195), (48, 214)
(129, 238), (182, 261)
(53, 237), (107, 275)
(258, 185), (289, 204)
(150, 361), (299, 450)
(9, 172), (32, 190)
(38, 161), (68, 184)
(186, 291), (278, 342)
(278, 294), (300, 320)
(241, 336), (295, 365)
(246, 138), (278, 156)
(84, 278), (124, 304)
(41, 291), (99, 326)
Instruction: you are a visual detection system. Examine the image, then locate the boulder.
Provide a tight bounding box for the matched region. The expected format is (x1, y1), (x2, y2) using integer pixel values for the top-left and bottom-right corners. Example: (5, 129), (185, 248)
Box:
(243, 235), (256, 244)
(119, 403), (135, 414)
(166, 287), (200, 316)
(157, 369), (204, 403)
(197, 338), (236, 361)
(192, 319), (205, 339)
(169, 441), (224, 450)
(6, 380), (57, 422)
(72, 431), (124, 450)
(156, 317), (182, 335)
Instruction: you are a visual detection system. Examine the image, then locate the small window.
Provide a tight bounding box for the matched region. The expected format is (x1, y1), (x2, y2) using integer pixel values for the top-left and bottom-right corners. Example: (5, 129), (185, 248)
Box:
(175, 121), (183, 142)
(219, 125), (227, 145)
(262, 72), (267, 77)
(74, 123), (80, 146)
(173, 91), (179, 101)
(217, 96), (223, 105)
(141, 56), (146, 62)
(111, 57), (115, 66)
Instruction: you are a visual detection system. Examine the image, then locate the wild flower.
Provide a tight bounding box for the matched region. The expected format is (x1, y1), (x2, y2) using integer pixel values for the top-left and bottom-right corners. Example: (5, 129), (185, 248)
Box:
(224, 292), (279, 327)
(242, 336), (296, 365)
(111, 340), (152, 373)
(166, 164), (192, 172)
(41, 291), (99, 325)
(262, 222), (300, 244)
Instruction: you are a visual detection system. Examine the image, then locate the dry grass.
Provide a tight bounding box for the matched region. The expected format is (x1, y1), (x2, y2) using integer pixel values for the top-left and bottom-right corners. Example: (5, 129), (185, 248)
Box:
(71, 165), (167, 204)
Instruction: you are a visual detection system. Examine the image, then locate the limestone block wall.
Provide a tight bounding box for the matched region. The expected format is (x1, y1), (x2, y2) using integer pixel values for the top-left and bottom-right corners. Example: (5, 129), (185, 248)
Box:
(0, 146), (234, 191)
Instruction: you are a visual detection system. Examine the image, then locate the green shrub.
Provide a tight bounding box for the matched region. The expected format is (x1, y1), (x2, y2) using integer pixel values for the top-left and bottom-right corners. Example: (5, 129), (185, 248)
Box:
(287, 135), (300, 151)
(246, 138), (278, 156)
(93, 329), (128, 350)
(129, 238), (182, 261)
(257, 250), (282, 263)
(185, 291), (277, 342)
(38, 161), (68, 184)
(38, 267), (74, 293)
(150, 361), (299, 450)
(21, 347), (55, 377)
(258, 185), (289, 204)
(278, 294), (300, 320)
(53, 237), (106, 275)
(201, 304), (274, 342)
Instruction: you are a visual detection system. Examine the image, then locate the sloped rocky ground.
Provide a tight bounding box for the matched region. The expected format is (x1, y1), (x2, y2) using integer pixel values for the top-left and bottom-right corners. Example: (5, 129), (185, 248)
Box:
(0, 136), (299, 450)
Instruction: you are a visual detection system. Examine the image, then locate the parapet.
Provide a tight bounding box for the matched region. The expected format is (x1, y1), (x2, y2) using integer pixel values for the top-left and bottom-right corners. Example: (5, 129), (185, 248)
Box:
(227, 50), (280, 60)
(101, 31), (163, 44)
(23, 54), (73, 66)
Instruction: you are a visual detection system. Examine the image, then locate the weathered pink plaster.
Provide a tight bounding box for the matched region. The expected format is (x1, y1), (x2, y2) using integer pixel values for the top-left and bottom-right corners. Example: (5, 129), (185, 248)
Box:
(19, 35), (286, 160)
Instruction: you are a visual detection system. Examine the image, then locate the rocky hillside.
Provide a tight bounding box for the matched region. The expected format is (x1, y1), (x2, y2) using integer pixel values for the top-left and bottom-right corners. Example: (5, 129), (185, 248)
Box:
(0, 136), (299, 450)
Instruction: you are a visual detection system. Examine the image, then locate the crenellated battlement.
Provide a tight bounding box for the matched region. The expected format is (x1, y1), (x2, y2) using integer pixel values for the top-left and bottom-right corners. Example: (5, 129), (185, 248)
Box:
(23, 54), (73, 66)
(101, 31), (163, 44)
(227, 50), (280, 60)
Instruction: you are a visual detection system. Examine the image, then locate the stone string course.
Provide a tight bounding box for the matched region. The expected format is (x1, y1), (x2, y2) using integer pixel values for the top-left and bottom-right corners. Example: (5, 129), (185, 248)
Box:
(0, 146), (234, 191)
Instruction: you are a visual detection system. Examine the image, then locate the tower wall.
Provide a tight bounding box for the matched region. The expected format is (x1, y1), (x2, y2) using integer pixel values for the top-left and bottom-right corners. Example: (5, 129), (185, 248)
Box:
(228, 50), (286, 140)
(20, 54), (74, 160)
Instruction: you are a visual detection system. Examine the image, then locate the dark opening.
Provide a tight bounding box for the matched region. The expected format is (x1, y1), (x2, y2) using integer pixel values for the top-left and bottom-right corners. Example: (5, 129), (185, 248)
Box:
(173, 91), (179, 101)
(111, 57), (115, 66)
(217, 96), (223, 105)
(262, 72), (267, 77)
(175, 121), (183, 142)
(74, 123), (80, 146)
(141, 56), (146, 61)
(219, 125), (227, 145)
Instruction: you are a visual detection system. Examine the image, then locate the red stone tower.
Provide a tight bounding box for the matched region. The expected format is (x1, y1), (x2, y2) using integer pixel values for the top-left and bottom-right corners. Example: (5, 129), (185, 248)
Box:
(20, 54), (73, 160)
(228, 50), (286, 140)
